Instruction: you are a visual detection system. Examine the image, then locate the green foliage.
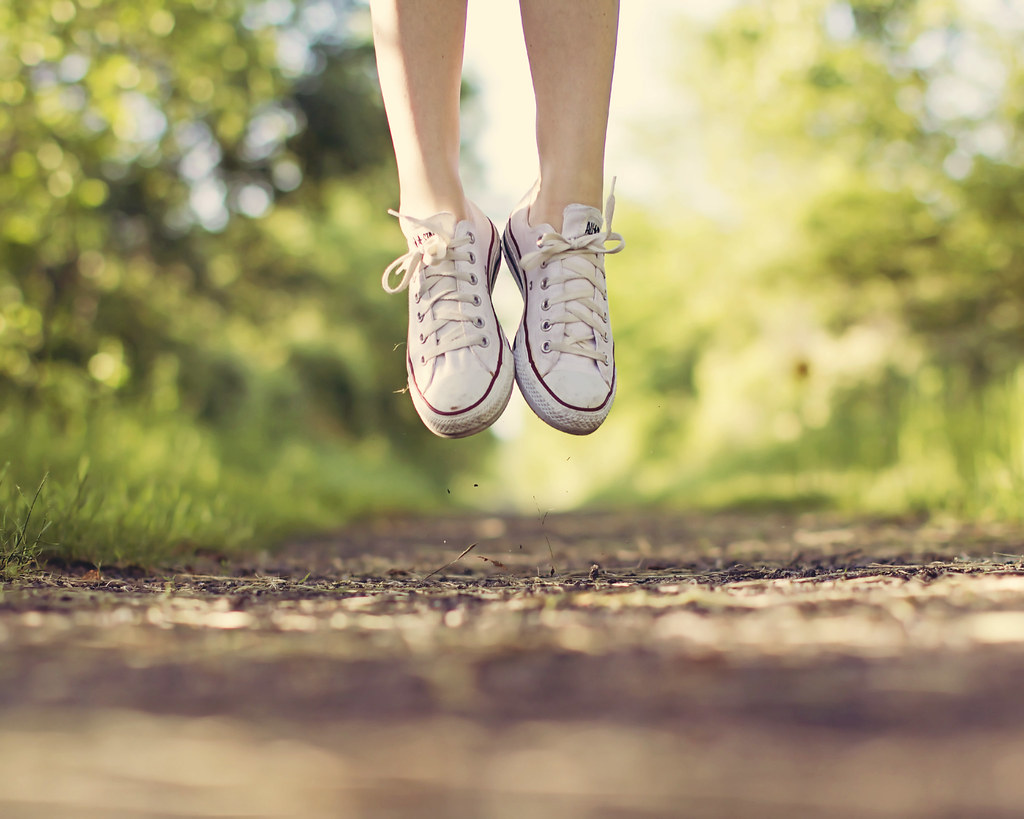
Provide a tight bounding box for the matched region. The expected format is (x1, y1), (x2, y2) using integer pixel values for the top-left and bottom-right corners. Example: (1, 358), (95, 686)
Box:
(686, 0), (1024, 380)
(0, 397), (443, 568)
(0, 0), (394, 408)
(0, 0), (492, 571)
(500, 0), (1024, 520)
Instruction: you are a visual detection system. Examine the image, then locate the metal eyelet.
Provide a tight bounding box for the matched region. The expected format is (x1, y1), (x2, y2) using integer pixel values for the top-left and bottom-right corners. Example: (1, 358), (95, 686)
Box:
(467, 231), (476, 244)
(473, 317), (485, 328)
(541, 299), (549, 311)
(603, 355), (610, 365)
(420, 355), (426, 364)
(540, 320), (551, 331)
(473, 295), (482, 306)
(469, 273), (478, 285)
(416, 312), (423, 322)
(540, 278), (548, 290)
(414, 292), (421, 303)
(540, 261), (548, 269)
(480, 337), (489, 347)
(418, 333), (425, 343)
(541, 341), (551, 353)
(468, 252), (476, 264)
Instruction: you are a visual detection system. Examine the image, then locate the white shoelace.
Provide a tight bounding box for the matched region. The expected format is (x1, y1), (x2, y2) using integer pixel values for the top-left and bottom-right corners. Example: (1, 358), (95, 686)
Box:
(382, 211), (487, 364)
(519, 185), (624, 363)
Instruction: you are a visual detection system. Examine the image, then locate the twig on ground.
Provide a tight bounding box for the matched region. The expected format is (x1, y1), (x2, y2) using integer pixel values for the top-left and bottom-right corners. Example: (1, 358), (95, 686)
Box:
(423, 542), (477, 581)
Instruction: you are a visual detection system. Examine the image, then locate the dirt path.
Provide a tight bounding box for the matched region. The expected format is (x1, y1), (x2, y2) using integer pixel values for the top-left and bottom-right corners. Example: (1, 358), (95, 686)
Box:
(3, 512), (1024, 818)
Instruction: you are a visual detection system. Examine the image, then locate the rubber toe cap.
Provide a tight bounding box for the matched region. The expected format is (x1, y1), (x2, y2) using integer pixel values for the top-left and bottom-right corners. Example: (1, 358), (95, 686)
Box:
(421, 368), (493, 413)
(543, 370), (611, 411)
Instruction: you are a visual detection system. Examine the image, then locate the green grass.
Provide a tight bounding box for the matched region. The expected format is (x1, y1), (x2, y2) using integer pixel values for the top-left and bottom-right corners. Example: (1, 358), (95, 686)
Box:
(4, 365), (1022, 578)
(0, 467), (49, 578)
(0, 398), (444, 573)
(647, 366), (1024, 521)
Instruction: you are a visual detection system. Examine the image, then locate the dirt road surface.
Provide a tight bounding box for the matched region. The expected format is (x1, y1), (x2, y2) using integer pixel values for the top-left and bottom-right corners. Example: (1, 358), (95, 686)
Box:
(3, 511), (1024, 818)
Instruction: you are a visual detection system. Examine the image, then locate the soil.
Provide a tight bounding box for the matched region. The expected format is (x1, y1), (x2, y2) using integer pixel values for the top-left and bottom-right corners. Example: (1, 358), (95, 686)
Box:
(3, 511), (1024, 818)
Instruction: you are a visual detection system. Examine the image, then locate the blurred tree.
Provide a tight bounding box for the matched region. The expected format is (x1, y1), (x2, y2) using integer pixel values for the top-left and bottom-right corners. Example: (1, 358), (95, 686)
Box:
(688, 0), (1024, 382)
(0, 0), (484, 496)
(502, 0), (1024, 515)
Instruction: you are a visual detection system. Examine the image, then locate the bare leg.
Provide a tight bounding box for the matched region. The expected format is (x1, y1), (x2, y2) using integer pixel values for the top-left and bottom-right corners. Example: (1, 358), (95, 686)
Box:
(519, 0), (619, 229)
(370, 0), (470, 220)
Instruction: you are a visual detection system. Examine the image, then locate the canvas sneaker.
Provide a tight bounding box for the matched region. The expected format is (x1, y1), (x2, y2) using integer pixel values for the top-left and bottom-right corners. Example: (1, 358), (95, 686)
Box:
(502, 181), (624, 434)
(382, 203), (514, 438)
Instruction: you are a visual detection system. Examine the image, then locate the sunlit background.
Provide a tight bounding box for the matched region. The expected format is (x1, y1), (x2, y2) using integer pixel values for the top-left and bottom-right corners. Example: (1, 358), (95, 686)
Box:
(2, 0), (1023, 570)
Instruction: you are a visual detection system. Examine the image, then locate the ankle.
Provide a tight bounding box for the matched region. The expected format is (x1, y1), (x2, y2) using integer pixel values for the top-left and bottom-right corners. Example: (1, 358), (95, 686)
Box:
(397, 178), (471, 222)
(400, 197), (471, 223)
(529, 177), (603, 230)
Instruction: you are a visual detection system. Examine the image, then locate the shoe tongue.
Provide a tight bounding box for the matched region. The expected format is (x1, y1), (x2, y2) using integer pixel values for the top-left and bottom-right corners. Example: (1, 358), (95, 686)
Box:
(561, 204), (603, 240)
(399, 212), (457, 247)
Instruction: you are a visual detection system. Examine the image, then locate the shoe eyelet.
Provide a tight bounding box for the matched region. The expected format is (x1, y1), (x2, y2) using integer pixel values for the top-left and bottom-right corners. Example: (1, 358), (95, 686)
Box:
(416, 312), (423, 322)
(467, 231), (475, 244)
(540, 278), (548, 290)
(435, 336), (440, 345)
(473, 317), (485, 328)
(414, 292), (421, 303)
(420, 355), (426, 364)
(480, 337), (489, 348)
(541, 341), (552, 353)
(418, 333), (425, 343)
(469, 272), (478, 285)
(541, 299), (549, 311)
(601, 332), (609, 342)
(540, 320), (551, 331)
(468, 252), (476, 264)
(603, 355), (610, 365)
(472, 295), (481, 306)
(603, 313), (609, 322)
(540, 261), (548, 269)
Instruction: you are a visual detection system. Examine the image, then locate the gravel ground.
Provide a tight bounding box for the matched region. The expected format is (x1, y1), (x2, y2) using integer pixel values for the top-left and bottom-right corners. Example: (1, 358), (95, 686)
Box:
(3, 511), (1024, 818)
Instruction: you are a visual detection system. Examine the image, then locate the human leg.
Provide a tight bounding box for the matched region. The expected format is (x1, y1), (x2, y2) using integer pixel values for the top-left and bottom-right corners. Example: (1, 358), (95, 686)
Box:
(518, 0), (619, 229)
(370, 0), (470, 220)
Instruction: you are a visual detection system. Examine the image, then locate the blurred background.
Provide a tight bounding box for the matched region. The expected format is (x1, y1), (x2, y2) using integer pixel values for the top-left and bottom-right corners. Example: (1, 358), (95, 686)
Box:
(1, 0), (1023, 570)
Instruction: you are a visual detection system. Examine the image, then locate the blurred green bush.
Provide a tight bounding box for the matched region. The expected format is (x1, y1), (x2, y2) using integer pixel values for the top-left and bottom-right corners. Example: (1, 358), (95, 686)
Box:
(500, 0), (1024, 520)
(0, 0), (490, 571)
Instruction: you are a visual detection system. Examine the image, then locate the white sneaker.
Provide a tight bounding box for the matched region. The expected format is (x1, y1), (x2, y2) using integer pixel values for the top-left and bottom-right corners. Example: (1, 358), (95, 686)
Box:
(382, 203), (514, 438)
(502, 181), (624, 434)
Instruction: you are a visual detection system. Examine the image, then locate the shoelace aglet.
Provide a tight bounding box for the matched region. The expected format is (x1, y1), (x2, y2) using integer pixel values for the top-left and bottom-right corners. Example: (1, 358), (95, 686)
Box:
(605, 176), (616, 227)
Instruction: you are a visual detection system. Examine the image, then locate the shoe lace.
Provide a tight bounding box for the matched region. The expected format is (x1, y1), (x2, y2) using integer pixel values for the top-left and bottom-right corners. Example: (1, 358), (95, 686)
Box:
(518, 182), (625, 363)
(382, 211), (487, 363)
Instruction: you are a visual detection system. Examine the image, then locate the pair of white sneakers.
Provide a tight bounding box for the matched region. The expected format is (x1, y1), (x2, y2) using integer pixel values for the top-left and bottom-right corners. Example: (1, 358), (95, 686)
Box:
(382, 183), (624, 438)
